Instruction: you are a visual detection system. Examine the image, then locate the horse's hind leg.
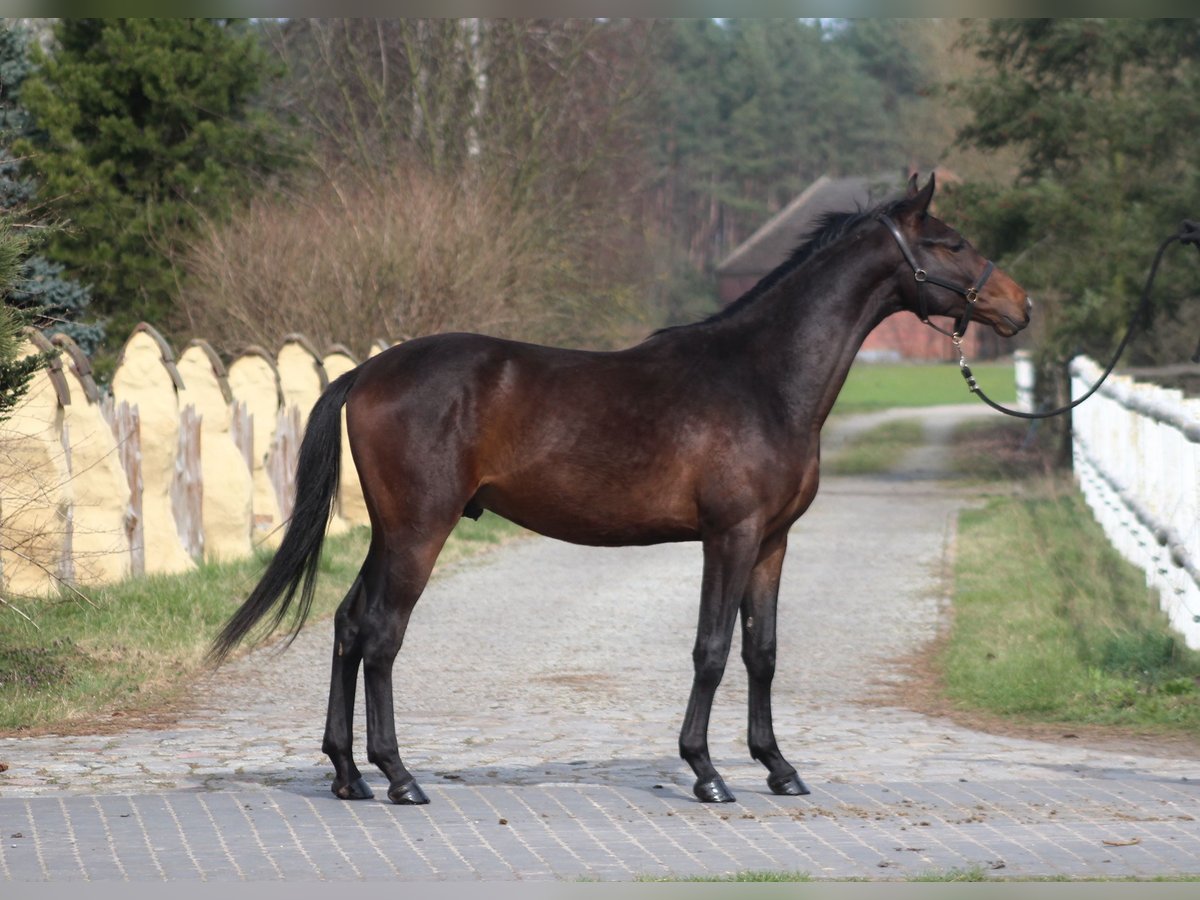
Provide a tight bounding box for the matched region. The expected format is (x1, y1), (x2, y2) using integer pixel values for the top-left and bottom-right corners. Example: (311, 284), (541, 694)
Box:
(322, 572), (373, 800)
(679, 523), (762, 803)
(740, 532), (808, 797)
(359, 531), (448, 805)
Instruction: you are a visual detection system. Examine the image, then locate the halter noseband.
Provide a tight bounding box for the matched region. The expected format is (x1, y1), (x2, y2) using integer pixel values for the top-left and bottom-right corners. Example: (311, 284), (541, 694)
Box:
(878, 213), (995, 338)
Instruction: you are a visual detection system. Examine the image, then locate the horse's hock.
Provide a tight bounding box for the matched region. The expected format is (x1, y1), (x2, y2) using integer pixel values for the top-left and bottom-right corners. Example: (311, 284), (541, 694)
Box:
(0, 324), (400, 596)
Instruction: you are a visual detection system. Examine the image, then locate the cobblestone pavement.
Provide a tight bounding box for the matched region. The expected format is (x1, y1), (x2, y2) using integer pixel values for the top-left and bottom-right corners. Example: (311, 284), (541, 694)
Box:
(1, 406), (1196, 881)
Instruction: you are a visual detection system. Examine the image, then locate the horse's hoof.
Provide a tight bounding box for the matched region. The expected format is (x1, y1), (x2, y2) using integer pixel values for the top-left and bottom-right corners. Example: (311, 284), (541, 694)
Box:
(388, 778), (430, 805)
(767, 772), (810, 796)
(333, 776), (374, 800)
(694, 776), (736, 803)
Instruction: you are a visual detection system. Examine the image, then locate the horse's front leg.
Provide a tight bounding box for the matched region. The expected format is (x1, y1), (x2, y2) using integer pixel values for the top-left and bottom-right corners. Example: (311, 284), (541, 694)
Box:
(740, 531), (808, 797)
(679, 522), (762, 803)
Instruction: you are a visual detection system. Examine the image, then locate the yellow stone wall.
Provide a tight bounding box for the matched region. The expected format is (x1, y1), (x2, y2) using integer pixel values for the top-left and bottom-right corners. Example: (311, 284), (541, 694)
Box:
(227, 350), (284, 548)
(55, 338), (131, 585)
(277, 337), (350, 536)
(1, 329), (395, 593)
(276, 337), (326, 429)
(177, 343), (254, 563)
(0, 337), (72, 595)
(110, 328), (195, 575)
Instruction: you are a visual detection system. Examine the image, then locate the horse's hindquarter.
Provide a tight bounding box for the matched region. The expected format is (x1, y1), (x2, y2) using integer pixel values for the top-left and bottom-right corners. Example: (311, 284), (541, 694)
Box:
(347, 333), (817, 547)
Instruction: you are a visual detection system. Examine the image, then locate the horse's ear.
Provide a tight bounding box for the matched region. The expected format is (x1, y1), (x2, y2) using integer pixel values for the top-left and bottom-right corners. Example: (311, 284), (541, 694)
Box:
(901, 173), (936, 214)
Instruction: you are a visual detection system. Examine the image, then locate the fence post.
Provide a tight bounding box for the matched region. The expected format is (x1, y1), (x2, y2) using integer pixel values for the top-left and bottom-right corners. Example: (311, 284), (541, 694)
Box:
(171, 404), (204, 562)
(100, 398), (145, 578)
(1014, 349), (1034, 413)
(267, 405), (301, 525)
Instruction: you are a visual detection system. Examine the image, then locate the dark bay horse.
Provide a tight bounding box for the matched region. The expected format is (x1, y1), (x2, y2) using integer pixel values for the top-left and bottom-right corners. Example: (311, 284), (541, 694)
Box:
(211, 174), (1031, 805)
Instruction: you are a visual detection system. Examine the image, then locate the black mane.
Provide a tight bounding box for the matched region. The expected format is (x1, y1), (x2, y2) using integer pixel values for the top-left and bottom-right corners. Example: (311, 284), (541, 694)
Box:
(650, 194), (907, 338)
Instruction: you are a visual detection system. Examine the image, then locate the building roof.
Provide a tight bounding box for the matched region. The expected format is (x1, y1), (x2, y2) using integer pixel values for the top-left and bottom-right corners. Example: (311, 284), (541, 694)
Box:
(715, 173), (906, 278)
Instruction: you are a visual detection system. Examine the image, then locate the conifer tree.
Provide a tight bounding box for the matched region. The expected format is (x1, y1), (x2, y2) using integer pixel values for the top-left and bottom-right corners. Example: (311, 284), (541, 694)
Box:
(948, 18), (1200, 459)
(16, 18), (290, 342)
(0, 21), (102, 355)
(0, 214), (42, 423)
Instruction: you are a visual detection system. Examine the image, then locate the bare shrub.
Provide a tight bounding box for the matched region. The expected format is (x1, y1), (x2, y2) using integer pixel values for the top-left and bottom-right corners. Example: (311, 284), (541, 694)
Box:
(181, 164), (651, 358)
(179, 19), (658, 358)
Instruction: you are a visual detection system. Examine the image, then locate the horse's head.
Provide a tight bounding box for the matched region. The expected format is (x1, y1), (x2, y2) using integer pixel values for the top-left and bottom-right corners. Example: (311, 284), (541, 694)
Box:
(881, 174), (1031, 339)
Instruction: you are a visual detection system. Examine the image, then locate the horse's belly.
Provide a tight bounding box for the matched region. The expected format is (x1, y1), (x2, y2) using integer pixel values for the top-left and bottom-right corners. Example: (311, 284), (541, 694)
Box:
(474, 482), (700, 547)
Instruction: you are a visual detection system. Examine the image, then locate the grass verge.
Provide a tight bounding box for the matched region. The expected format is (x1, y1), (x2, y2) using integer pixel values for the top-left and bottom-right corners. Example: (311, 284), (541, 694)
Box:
(636, 871), (813, 882)
(0, 513), (524, 734)
(940, 421), (1200, 732)
(636, 868), (1200, 882)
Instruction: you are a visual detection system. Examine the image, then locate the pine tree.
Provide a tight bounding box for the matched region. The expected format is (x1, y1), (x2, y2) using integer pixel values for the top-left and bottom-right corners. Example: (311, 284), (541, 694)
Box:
(0, 21), (102, 356)
(16, 19), (291, 343)
(0, 214), (43, 423)
(947, 19), (1200, 460)
(643, 19), (926, 276)
(951, 19), (1200, 366)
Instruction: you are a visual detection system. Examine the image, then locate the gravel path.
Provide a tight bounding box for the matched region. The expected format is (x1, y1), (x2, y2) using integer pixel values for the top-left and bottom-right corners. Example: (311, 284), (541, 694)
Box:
(1, 404), (1196, 881)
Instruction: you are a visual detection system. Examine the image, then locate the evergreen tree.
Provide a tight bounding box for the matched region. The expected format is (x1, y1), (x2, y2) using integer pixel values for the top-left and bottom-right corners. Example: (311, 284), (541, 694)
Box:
(949, 19), (1200, 369)
(944, 19), (1200, 460)
(0, 23), (36, 208)
(0, 21), (102, 355)
(16, 18), (291, 343)
(0, 214), (43, 423)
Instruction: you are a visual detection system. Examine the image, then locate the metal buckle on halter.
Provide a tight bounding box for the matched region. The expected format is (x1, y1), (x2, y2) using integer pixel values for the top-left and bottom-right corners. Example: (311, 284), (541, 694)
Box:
(914, 269), (927, 283)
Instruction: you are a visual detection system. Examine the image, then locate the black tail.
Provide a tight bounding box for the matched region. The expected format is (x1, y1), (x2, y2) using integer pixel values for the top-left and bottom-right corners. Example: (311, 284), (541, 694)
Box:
(209, 369), (360, 664)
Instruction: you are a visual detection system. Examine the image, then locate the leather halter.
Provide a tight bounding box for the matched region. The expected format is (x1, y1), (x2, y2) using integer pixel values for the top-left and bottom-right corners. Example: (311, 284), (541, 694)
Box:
(878, 214), (995, 338)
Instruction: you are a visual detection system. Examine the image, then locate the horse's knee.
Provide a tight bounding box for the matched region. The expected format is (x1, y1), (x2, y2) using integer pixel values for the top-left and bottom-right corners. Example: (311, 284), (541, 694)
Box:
(692, 639), (732, 686)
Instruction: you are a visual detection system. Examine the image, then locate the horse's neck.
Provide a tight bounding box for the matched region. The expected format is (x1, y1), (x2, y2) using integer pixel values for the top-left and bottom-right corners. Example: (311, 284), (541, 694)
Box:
(746, 241), (901, 431)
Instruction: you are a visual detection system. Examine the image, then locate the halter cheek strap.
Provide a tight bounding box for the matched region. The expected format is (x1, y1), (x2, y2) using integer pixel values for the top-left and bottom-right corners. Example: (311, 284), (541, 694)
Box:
(878, 214), (995, 338)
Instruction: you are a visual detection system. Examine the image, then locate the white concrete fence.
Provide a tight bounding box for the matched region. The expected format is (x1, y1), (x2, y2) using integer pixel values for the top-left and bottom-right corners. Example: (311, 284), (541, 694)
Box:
(1070, 355), (1200, 649)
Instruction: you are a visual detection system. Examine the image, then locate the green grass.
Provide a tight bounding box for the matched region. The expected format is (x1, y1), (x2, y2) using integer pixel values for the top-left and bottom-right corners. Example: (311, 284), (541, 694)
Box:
(943, 475), (1200, 730)
(637, 868), (1200, 882)
(637, 871), (813, 882)
(0, 513), (524, 733)
(832, 360), (1016, 414)
(823, 418), (926, 475)
(909, 866), (990, 882)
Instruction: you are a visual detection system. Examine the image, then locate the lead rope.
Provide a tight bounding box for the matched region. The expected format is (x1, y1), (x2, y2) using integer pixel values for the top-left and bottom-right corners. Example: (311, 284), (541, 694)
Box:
(955, 220), (1200, 420)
